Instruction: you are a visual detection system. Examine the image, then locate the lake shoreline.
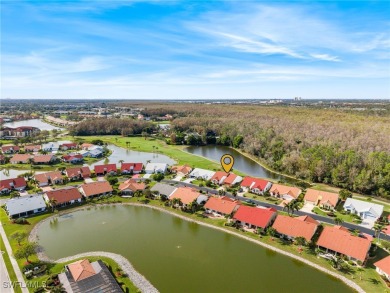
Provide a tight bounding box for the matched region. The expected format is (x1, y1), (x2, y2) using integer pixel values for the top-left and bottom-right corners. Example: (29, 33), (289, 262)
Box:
(29, 202), (365, 293)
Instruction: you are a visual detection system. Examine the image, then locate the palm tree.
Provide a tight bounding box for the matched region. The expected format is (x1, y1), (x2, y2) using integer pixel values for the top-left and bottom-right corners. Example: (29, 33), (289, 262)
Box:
(373, 223), (385, 243)
(329, 256), (343, 270)
(334, 217), (344, 226)
(48, 198), (58, 212)
(119, 159), (124, 165)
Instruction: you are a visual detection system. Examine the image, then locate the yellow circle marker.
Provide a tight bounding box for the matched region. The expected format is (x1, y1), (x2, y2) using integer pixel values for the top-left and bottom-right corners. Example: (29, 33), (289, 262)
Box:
(220, 154), (234, 173)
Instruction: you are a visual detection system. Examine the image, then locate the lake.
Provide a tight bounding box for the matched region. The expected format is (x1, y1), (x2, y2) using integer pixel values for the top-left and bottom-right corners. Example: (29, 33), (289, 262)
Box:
(186, 145), (300, 184)
(3, 119), (62, 131)
(37, 206), (353, 293)
(86, 144), (176, 168)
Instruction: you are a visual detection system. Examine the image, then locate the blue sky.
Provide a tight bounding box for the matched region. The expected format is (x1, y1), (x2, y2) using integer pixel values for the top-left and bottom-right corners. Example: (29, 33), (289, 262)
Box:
(1, 0), (389, 99)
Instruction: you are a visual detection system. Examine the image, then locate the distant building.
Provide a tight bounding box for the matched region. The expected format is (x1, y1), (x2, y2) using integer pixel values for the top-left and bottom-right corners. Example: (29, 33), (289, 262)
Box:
(0, 126), (40, 138)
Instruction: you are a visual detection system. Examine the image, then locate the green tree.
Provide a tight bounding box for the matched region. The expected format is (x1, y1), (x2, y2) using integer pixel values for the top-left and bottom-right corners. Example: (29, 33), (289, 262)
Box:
(334, 217), (343, 226)
(14, 242), (37, 263)
(339, 189), (352, 201)
(232, 135), (244, 148)
(10, 231), (28, 246)
(294, 236), (306, 246)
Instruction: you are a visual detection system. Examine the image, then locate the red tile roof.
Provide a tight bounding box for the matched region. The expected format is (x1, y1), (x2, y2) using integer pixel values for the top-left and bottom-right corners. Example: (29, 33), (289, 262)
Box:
(224, 173), (241, 185)
(68, 259), (96, 281)
(63, 154), (83, 162)
(304, 189), (339, 207)
(270, 184), (302, 199)
(119, 179), (146, 192)
(33, 154), (55, 163)
(94, 164), (117, 174)
(80, 181), (113, 197)
(25, 145), (41, 151)
(1, 145), (20, 152)
(10, 154), (31, 163)
(374, 256), (390, 276)
(317, 226), (371, 261)
(121, 163), (143, 172)
(60, 143), (78, 149)
(66, 167), (91, 178)
(204, 196), (239, 215)
(211, 171), (228, 183)
(241, 177), (269, 191)
(45, 187), (82, 205)
(34, 171), (63, 184)
(272, 215), (319, 241)
(233, 206), (276, 229)
(169, 187), (201, 205)
(0, 177), (27, 191)
(171, 165), (192, 175)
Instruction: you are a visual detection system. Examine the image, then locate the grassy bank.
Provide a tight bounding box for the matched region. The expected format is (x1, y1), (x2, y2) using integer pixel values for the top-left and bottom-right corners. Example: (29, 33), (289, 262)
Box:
(0, 234), (22, 293)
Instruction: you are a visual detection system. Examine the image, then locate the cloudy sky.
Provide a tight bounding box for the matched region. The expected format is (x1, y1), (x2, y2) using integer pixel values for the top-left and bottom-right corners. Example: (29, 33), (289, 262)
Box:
(1, 0), (389, 99)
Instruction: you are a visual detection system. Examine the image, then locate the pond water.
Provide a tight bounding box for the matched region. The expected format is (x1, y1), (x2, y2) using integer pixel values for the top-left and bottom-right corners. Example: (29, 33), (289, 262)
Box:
(86, 144), (176, 168)
(3, 119), (63, 131)
(37, 206), (353, 293)
(186, 145), (300, 184)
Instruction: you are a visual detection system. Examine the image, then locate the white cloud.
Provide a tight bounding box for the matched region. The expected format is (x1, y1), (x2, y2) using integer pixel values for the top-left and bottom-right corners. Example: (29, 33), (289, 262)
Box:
(310, 54), (341, 62)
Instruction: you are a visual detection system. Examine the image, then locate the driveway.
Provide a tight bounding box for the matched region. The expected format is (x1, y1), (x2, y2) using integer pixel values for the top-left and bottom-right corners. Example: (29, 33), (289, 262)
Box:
(360, 219), (376, 229)
(172, 175), (183, 181)
(300, 202), (314, 214)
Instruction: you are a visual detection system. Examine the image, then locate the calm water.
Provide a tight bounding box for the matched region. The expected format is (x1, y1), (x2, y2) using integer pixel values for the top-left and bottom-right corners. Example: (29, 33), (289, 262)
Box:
(186, 145), (299, 184)
(86, 144), (176, 168)
(37, 206), (353, 293)
(3, 119), (63, 131)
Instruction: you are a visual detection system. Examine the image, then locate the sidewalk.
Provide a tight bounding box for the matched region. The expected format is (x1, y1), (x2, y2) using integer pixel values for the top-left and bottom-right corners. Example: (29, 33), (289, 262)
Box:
(0, 223), (29, 293)
(0, 250), (14, 293)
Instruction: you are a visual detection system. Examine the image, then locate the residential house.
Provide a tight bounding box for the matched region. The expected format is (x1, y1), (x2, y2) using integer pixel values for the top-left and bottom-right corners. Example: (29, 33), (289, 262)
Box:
(169, 187), (208, 207)
(33, 154), (57, 164)
(189, 168), (215, 180)
(1, 145), (20, 154)
(58, 259), (122, 293)
(272, 215), (319, 242)
(171, 165), (192, 177)
(0, 177), (27, 194)
(62, 154), (84, 164)
(210, 171), (242, 185)
(270, 184), (302, 201)
(66, 167), (91, 181)
(42, 142), (61, 152)
(374, 256), (390, 281)
(343, 198), (384, 221)
(34, 171), (63, 187)
(118, 179), (146, 195)
(10, 154), (31, 164)
(150, 183), (177, 198)
(144, 163), (168, 174)
(317, 226), (371, 262)
(224, 173), (243, 186)
(304, 189), (339, 210)
(5, 195), (46, 218)
(44, 187), (82, 207)
(80, 143), (94, 150)
(233, 206), (277, 230)
(121, 163), (143, 174)
(204, 196), (240, 216)
(0, 126), (40, 138)
(59, 143), (78, 151)
(240, 177), (272, 195)
(24, 145), (41, 152)
(79, 181), (113, 198)
(89, 149), (103, 158)
(94, 164), (117, 176)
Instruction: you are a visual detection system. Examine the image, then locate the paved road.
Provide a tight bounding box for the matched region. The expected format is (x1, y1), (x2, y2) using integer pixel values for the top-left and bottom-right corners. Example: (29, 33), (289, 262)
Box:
(162, 179), (390, 242)
(0, 250), (14, 293)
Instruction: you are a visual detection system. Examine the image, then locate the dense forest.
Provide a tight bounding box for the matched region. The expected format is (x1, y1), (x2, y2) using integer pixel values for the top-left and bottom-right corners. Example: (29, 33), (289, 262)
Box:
(142, 104), (390, 198)
(69, 118), (155, 136)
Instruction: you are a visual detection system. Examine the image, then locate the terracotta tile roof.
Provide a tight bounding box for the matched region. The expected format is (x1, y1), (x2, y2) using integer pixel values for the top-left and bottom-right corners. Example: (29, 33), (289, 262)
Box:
(171, 165), (192, 175)
(272, 215), (319, 241)
(80, 181), (113, 197)
(94, 164), (117, 174)
(241, 177), (269, 191)
(60, 143), (78, 149)
(270, 184), (302, 199)
(296, 215), (320, 225)
(66, 167), (91, 178)
(45, 187), (82, 205)
(81, 143), (93, 149)
(0, 177), (27, 191)
(204, 196), (239, 215)
(119, 179), (146, 192)
(2, 145), (20, 152)
(304, 189), (339, 207)
(211, 171), (228, 183)
(233, 206), (276, 229)
(169, 187), (201, 205)
(224, 173), (241, 185)
(68, 259), (96, 281)
(24, 145), (41, 151)
(10, 154), (31, 162)
(33, 154), (55, 163)
(374, 256), (390, 276)
(63, 154), (83, 162)
(121, 163), (143, 172)
(317, 226), (371, 261)
(34, 171), (63, 184)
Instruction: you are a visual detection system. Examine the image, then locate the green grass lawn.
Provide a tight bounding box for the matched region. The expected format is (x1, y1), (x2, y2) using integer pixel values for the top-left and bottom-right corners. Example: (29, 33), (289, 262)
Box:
(0, 234), (23, 293)
(243, 193), (282, 205)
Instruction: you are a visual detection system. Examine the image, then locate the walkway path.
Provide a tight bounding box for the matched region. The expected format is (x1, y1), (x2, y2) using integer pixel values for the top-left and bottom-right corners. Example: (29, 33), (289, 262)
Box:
(0, 223), (29, 293)
(0, 250), (14, 293)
